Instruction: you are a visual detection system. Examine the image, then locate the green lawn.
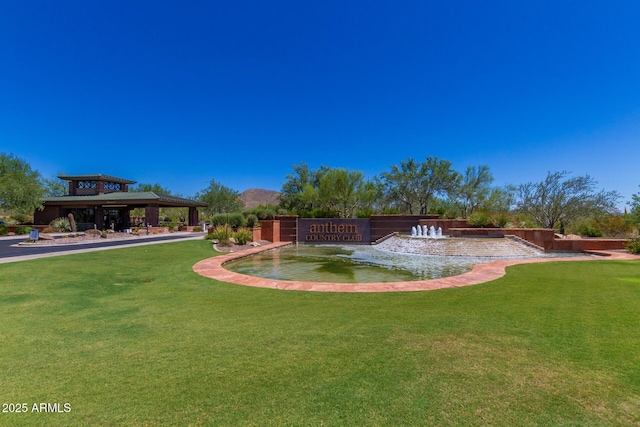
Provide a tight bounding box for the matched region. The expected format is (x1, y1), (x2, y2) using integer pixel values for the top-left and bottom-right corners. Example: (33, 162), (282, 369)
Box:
(1, 240), (639, 426)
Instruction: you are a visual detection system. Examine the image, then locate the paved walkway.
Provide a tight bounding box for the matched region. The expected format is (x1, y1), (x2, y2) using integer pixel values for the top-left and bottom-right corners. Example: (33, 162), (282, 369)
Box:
(193, 242), (640, 293)
(0, 232), (206, 264)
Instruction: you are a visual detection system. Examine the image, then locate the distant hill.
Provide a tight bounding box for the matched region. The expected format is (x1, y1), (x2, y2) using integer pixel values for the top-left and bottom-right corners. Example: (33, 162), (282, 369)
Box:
(239, 188), (280, 209)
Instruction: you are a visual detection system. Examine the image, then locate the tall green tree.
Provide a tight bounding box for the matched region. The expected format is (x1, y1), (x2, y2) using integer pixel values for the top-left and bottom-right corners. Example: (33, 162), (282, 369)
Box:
(0, 153), (45, 216)
(513, 171), (620, 230)
(315, 168), (378, 218)
(450, 165), (494, 218)
(379, 157), (460, 214)
(628, 186), (640, 232)
(196, 179), (242, 216)
(42, 174), (68, 197)
(279, 162), (323, 212)
(130, 183), (173, 195)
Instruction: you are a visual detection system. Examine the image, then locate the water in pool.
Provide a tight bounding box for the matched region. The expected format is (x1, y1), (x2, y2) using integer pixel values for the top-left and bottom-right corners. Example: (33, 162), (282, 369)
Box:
(224, 244), (501, 283)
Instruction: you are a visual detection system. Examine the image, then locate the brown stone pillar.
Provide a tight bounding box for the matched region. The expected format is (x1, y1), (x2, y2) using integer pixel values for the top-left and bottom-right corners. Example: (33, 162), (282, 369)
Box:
(95, 207), (104, 229)
(123, 209), (132, 229)
(145, 204), (160, 226)
(188, 207), (199, 226)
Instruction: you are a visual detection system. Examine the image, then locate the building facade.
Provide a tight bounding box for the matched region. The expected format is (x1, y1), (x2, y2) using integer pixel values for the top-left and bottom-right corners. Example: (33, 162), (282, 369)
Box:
(34, 174), (207, 230)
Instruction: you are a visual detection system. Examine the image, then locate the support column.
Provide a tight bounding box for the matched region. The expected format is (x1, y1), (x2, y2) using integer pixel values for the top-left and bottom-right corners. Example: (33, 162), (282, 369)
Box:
(188, 207), (199, 226)
(145, 204), (160, 227)
(123, 209), (132, 229)
(95, 207), (104, 230)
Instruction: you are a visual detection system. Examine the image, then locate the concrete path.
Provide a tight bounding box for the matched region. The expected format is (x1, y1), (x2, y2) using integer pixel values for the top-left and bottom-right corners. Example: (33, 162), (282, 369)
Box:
(193, 242), (640, 293)
(0, 232), (207, 264)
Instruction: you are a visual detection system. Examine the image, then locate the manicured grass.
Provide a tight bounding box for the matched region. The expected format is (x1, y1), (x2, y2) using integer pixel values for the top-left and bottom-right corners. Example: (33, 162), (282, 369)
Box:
(1, 240), (639, 426)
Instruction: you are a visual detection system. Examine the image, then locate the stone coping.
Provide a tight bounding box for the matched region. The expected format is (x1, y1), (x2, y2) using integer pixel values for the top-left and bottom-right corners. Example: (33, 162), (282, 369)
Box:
(192, 242), (640, 293)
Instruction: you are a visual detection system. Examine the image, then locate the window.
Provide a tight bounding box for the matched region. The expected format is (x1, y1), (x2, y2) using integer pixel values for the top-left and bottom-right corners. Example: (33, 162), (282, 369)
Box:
(104, 182), (122, 191)
(77, 180), (97, 189)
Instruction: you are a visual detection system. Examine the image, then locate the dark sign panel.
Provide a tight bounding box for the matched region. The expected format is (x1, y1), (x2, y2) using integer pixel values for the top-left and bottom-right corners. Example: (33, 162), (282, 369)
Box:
(297, 218), (371, 244)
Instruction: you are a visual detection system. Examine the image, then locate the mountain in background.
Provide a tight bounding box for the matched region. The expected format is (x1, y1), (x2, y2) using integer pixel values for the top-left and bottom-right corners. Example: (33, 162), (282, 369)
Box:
(239, 189), (280, 209)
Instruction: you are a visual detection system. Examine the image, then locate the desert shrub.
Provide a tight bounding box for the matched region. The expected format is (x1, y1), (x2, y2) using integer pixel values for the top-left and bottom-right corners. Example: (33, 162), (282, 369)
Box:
(206, 224), (234, 241)
(468, 211), (493, 228)
(580, 224), (603, 237)
(245, 214), (259, 228)
(211, 213), (246, 228)
(594, 214), (634, 238)
(192, 226), (203, 232)
(626, 239), (640, 254)
(11, 213), (31, 223)
(570, 218), (603, 237)
(159, 221), (179, 228)
(50, 217), (71, 232)
(253, 208), (267, 220)
(233, 227), (253, 245)
(381, 207), (402, 214)
(13, 226), (31, 235)
(310, 208), (339, 218)
(227, 213), (246, 228)
(0, 225), (7, 236)
(211, 214), (228, 227)
(492, 213), (510, 228)
(357, 208), (375, 218)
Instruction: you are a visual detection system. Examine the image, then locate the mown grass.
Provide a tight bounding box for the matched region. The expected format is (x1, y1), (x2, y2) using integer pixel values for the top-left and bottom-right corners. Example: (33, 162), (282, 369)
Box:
(1, 240), (639, 426)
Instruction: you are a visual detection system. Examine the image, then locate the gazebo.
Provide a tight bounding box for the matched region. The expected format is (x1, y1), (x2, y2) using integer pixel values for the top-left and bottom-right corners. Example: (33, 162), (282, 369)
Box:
(34, 174), (207, 231)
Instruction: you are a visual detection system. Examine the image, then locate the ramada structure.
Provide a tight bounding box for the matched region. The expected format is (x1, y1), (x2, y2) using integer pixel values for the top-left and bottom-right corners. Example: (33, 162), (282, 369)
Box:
(34, 174), (207, 231)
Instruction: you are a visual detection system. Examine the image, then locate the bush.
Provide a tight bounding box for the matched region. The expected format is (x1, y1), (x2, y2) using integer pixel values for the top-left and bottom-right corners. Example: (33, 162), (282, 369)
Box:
(493, 213), (510, 228)
(233, 227), (253, 245)
(245, 214), (259, 228)
(11, 213), (31, 223)
(211, 214), (228, 227)
(310, 208), (339, 218)
(253, 208), (267, 220)
(571, 218), (603, 237)
(594, 214), (633, 238)
(13, 226), (31, 235)
(192, 226), (203, 232)
(50, 217), (71, 232)
(357, 208), (375, 218)
(159, 221), (179, 229)
(206, 224), (234, 241)
(211, 213), (246, 228)
(626, 239), (640, 255)
(468, 211), (493, 228)
(0, 225), (7, 236)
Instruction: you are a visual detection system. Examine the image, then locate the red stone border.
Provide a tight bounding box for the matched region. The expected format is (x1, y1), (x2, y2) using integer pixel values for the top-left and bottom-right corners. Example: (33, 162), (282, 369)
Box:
(192, 242), (640, 293)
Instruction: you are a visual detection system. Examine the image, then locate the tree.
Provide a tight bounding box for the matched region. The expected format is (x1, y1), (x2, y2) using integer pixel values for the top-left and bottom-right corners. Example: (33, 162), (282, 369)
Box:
(512, 171), (621, 230)
(379, 157), (460, 214)
(0, 153), (45, 216)
(42, 174), (68, 197)
(314, 168), (378, 218)
(130, 183), (173, 195)
(196, 179), (242, 216)
(628, 186), (640, 232)
(279, 162), (323, 212)
(450, 165), (494, 218)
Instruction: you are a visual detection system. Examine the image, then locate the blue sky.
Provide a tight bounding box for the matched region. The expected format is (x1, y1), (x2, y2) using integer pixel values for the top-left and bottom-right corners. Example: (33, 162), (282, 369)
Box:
(1, 1), (639, 207)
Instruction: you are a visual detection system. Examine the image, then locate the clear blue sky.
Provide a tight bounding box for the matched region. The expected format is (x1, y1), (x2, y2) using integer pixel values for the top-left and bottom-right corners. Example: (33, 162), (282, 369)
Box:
(1, 1), (639, 207)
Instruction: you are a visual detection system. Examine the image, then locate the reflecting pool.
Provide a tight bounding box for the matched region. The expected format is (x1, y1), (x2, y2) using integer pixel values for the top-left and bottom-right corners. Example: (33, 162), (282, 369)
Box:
(224, 244), (518, 283)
